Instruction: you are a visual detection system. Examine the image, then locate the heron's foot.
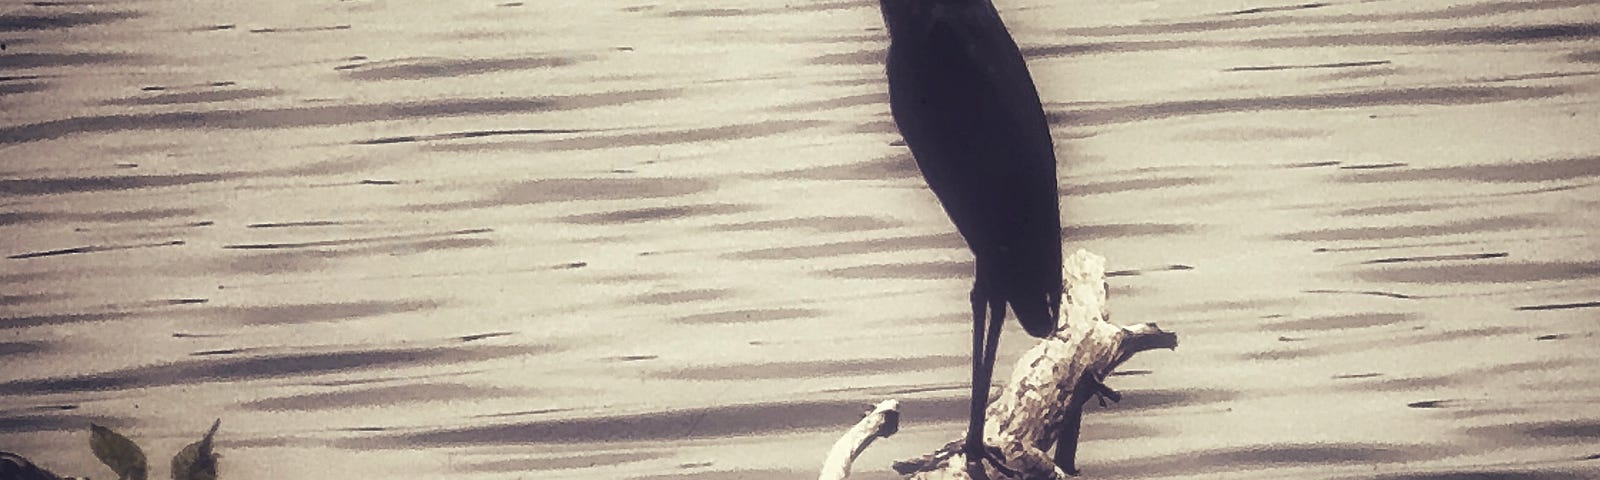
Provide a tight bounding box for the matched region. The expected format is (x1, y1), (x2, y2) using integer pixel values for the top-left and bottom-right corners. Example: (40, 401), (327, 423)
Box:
(962, 443), (1019, 480)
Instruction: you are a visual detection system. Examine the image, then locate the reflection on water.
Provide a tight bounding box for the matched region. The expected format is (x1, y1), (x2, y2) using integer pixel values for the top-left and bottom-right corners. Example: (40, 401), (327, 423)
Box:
(2, 0), (1598, 479)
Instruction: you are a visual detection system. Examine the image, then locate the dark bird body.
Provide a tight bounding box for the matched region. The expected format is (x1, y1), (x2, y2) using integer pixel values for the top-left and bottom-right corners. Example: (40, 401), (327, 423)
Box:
(878, 0), (1066, 475)
(881, 0), (1062, 334)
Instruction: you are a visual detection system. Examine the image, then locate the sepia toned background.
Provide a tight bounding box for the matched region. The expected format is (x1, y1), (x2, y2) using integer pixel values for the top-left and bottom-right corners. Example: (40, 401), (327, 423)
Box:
(2, 0), (1598, 478)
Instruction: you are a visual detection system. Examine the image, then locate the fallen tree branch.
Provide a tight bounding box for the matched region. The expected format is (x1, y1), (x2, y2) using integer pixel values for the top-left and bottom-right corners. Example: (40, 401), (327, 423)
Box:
(819, 400), (901, 480)
(825, 249), (1178, 479)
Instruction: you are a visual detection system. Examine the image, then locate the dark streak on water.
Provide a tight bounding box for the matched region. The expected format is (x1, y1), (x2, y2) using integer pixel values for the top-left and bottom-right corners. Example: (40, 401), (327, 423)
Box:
(0, 52), (140, 69)
(1570, 50), (1600, 63)
(247, 220), (345, 228)
(1363, 252), (1510, 264)
(464, 177), (712, 207)
(1086, 443), (1420, 478)
(1358, 261), (1600, 284)
(1342, 157), (1600, 184)
(671, 308), (819, 325)
(633, 289), (732, 305)
(707, 215), (900, 233)
(1225, 60), (1390, 72)
(657, 355), (965, 381)
(0, 81), (49, 96)
(243, 383), (526, 411)
(0, 293), (60, 306)
(0, 412), (121, 434)
(1516, 301), (1600, 311)
(1065, 223), (1195, 240)
(1106, 264), (1194, 278)
(1339, 162), (1408, 170)
(0, 10), (140, 32)
(338, 55), (594, 81)
(629, 469), (799, 480)
(1, 207), (201, 225)
(1278, 215), (1542, 242)
(658, 1), (857, 19)
(527, 120), (827, 152)
(726, 233), (960, 261)
(8, 240), (185, 259)
(0, 90), (676, 144)
(0, 341), (48, 357)
(460, 332), (513, 342)
(781, 153), (920, 180)
(1068, 176), (1211, 196)
(356, 128), (589, 145)
(0, 344), (542, 395)
(462, 451), (662, 473)
(1373, 471), (1591, 480)
(222, 228), (491, 250)
(105, 88), (281, 106)
(225, 237), (496, 274)
(1407, 399), (1456, 409)
(1332, 372), (1384, 380)
(562, 204), (752, 224)
(1265, 312), (1413, 331)
(0, 173), (232, 196)
(212, 300), (437, 325)
(1336, 204), (1442, 217)
(1049, 85), (1570, 126)
(826, 260), (967, 280)
(249, 25), (351, 34)
(1305, 289), (1421, 300)
(192, 348), (255, 356)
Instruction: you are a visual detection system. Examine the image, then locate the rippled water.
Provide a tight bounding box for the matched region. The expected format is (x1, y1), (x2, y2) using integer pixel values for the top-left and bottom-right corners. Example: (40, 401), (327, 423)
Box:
(3, 1), (1598, 479)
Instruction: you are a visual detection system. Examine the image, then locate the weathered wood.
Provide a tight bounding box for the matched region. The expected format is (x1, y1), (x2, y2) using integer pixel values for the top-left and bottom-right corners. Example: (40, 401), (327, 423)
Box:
(819, 400), (901, 480)
(828, 250), (1177, 479)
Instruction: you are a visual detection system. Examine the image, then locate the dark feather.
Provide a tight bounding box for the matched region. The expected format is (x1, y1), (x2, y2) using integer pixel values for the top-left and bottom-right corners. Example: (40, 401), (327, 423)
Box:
(883, 0), (1062, 336)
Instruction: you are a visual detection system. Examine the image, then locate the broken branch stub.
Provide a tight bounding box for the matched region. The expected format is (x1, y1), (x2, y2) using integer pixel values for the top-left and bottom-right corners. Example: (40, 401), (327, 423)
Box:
(828, 249), (1177, 479)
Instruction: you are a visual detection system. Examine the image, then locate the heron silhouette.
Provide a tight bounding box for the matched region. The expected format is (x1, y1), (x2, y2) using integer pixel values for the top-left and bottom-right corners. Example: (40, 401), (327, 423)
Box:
(878, 0), (1064, 475)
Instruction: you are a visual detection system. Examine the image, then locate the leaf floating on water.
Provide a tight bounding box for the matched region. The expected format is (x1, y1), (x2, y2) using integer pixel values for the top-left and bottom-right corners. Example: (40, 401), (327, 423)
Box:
(90, 423), (148, 480)
(170, 419), (220, 480)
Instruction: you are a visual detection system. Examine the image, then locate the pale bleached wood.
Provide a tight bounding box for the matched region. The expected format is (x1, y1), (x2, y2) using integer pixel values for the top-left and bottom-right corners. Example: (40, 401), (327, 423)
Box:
(818, 399), (901, 480)
(826, 250), (1177, 480)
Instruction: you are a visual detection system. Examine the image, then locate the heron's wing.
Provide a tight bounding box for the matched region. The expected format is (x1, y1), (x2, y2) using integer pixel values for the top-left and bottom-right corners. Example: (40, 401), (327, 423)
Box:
(886, 5), (1060, 244)
(885, 5), (1063, 328)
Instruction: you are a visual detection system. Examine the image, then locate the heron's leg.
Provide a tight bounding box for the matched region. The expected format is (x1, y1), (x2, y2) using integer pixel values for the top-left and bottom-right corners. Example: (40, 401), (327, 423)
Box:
(975, 299), (1009, 470)
(981, 299), (1005, 387)
(964, 286), (992, 479)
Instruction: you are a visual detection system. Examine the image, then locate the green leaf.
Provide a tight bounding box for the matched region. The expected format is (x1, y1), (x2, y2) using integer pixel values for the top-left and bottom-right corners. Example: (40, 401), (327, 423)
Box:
(89, 423), (148, 480)
(170, 419), (220, 480)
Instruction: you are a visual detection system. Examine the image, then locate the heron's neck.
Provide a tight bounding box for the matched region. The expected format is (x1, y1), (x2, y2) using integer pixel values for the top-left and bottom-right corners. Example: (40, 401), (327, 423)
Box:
(878, 0), (989, 38)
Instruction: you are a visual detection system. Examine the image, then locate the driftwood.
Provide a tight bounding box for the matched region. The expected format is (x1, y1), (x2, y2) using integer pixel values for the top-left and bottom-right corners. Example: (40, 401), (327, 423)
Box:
(818, 400), (901, 480)
(821, 250), (1177, 480)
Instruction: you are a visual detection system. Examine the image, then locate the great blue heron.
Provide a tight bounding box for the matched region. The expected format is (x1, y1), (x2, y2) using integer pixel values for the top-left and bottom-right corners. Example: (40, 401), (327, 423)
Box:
(878, 0), (1064, 475)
